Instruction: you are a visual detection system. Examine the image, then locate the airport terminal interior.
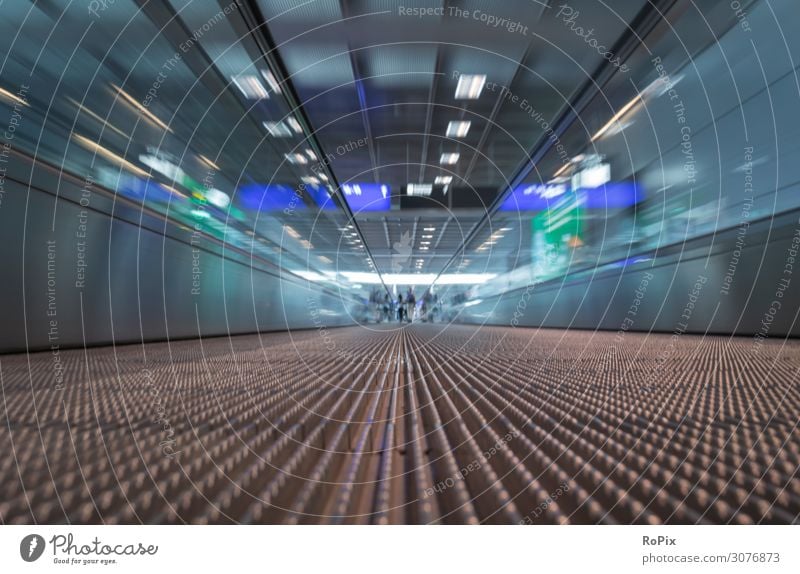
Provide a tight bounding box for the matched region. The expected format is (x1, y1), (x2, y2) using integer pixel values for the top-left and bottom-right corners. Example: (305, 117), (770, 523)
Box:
(0, 0), (799, 524)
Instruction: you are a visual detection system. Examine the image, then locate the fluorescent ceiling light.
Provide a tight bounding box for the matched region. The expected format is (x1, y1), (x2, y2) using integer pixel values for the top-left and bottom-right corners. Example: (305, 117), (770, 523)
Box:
(446, 121), (471, 138)
(435, 176), (453, 185)
(286, 117), (303, 134)
(261, 69), (282, 94)
(111, 84), (172, 132)
(231, 75), (269, 100)
(72, 134), (149, 178)
(0, 86), (28, 107)
(199, 154), (220, 171)
(305, 149), (318, 160)
(423, 227), (436, 231)
(572, 163), (611, 189)
(264, 121), (293, 137)
(283, 225), (301, 239)
(407, 183), (433, 196)
(285, 152), (308, 165)
(440, 153), (460, 165)
(552, 162), (571, 178)
(591, 95), (642, 141)
(302, 176), (320, 185)
(455, 74), (486, 99)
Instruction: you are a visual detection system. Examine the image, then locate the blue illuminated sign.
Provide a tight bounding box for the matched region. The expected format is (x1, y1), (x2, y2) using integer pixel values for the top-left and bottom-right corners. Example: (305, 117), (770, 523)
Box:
(500, 181), (641, 211)
(340, 183), (391, 212)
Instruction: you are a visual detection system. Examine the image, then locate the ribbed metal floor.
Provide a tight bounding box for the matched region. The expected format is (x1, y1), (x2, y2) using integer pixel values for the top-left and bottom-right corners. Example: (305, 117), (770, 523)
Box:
(1, 325), (798, 524)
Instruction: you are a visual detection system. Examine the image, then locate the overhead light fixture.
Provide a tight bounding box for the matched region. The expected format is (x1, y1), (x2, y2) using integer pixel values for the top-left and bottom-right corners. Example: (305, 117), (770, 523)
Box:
(0, 86), (28, 107)
(407, 183), (433, 196)
(305, 149), (318, 161)
(72, 134), (149, 178)
(446, 121), (471, 138)
(139, 154), (185, 182)
(455, 74), (486, 99)
(423, 227), (436, 231)
(111, 84), (172, 132)
(435, 176), (453, 185)
(286, 116), (303, 134)
(199, 154), (220, 171)
(302, 176), (320, 185)
(260, 69), (282, 94)
(591, 94), (642, 141)
(231, 75), (269, 100)
(422, 235), (433, 239)
(283, 225), (301, 239)
(552, 162), (571, 178)
(285, 152), (308, 165)
(67, 97), (127, 138)
(263, 120), (293, 137)
(572, 162), (611, 189)
(440, 153), (460, 165)
(160, 184), (187, 198)
(205, 188), (230, 209)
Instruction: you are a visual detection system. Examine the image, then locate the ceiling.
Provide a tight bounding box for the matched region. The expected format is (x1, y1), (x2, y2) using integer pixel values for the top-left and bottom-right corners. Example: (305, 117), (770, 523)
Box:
(0, 0), (774, 298)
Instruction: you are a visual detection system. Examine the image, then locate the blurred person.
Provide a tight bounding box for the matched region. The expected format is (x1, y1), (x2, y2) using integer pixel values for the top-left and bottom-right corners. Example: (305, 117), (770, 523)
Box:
(406, 288), (416, 323)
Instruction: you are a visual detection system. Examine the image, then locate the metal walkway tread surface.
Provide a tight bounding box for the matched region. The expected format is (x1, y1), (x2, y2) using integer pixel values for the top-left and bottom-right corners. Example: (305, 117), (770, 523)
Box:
(0, 325), (798, 524)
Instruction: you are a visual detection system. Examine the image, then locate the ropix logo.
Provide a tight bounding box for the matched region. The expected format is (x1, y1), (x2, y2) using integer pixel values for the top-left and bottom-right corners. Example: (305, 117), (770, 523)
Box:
(20, 534), (46, 562)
